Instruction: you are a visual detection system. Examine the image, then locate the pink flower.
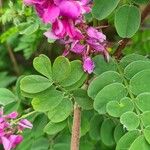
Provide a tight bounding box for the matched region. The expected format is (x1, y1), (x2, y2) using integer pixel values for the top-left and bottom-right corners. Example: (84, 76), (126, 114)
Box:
(44, 19), (83, 40)
(59, 1), (81, 19)
(18, 119), (33, 130)
(83, 56), (95, 74)
(87, 27), (106, 42)
(71, 40), (86, 54)
(1, 135), (23, 150)
(24, 0), (109, 74)
(42, 5), (60, 23)
(5, 112), (18, 119)
(0, 108), (33, 150)
(23, 0), (34, 5)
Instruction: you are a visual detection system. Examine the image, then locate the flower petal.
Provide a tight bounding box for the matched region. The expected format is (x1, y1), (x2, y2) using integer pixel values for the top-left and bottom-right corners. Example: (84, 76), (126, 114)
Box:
(5, 112), (18, 119)
(44, 30), (59, 39)
(87, 27), (106, 42)
(1, 136), (12, 150)
(59, 1), (81, 19)
(18, 119), (33, 129)
(43, 5), (60, 23)
(83, 56), (95, 74)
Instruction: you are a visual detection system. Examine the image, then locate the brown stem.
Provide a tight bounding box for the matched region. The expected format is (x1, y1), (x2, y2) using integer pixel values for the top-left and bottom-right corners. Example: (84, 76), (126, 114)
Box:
(141, 3), (150, 23)
(6, 44), (20, 75)
(114, 2), (150, 59)
(71, 103), (81, 150)
(0, 0), (20, 75)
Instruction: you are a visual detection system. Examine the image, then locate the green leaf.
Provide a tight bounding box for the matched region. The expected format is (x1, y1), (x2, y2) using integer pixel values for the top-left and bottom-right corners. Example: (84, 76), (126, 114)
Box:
(31, 138), (49, 150)
(0, 88), (17, 106)
(114, 124), (126, 143)
(124, 60), (150, 79)
(120, 54), (149, 68)
(92, 0), (120, 20)
(130, 69), (150, 95)
(129, 135), (150, 150)
(53, 144), (69, 150)
(32, 88), (63, 112)
(141, 111), (150, 127)
(136, 93), (150, 112)
(88, 71), (122, 99)
(48, 99), (73, 123)
(120, 111), (140, 131)
(115, 5), (141, 38)
(0, 72), (16, 88)
(20, 22), (39, 35)
(94, 83), (127, 114)
(20, 86), (55, 98)
(15, 130), (33, 150)
(100, 119), (116, 146)
(52, 56), (71, 83)
(20, 75), (53, 94)
(89, 114), (103, 140)
(44, 121), (66, 135)
(80, 141), (94, 150)
(106, 97), (134, 117)
(116, 130), (140, 150)
(64, 74), (87, 91)
(93, 55), (117, 75)
(132, 0), (149, 4)
(144, 126), (150, 144)
(80, 115), (90, 136)
(33, 54), (52, 79)
(61, 60), (85, 87)
(32, 114), (48, 138)
(73, 89), (93, 110)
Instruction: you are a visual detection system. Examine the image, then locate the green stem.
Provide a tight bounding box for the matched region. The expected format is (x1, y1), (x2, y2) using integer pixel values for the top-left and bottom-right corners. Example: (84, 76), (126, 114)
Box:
(113, 58), (144, 131)
(14, 111), (37, 123)
(93, 18), (98, 27)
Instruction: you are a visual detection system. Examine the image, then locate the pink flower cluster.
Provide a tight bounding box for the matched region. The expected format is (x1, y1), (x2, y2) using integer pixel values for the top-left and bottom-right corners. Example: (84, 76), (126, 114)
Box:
(0, 108), (32, 150)
(24, 0), (109, 74)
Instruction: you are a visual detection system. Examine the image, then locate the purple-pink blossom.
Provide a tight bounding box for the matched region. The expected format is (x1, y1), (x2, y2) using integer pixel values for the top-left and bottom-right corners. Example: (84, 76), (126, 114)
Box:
(0, 108), (33, 150)
(83, 56), (95, 74)
(24, 0), (110, 74)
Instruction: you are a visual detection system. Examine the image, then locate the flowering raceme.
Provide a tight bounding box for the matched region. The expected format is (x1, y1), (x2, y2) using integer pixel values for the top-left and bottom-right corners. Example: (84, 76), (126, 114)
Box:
(0, 108), (32, 150)
(24, 0), (109, 74)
